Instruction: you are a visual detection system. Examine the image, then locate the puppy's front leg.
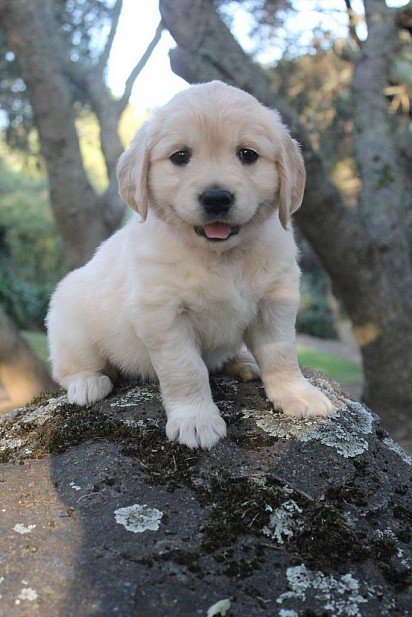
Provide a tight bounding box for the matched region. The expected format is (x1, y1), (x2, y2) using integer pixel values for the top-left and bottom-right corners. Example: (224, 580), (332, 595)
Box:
(246, 280), (334, 419)
(143, 317), (226, 449)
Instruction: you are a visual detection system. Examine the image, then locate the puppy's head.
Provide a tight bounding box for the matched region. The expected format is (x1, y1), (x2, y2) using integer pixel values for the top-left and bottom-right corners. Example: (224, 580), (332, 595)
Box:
(117, 81), (305, 247)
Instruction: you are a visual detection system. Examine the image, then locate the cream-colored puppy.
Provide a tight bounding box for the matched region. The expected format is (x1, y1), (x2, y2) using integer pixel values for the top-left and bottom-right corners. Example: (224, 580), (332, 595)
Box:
(47, 81), (334, 449)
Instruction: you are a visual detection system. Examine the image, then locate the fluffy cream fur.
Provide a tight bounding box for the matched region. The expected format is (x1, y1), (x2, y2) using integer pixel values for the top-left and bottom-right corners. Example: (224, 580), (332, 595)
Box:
(47, 81), (334, 450)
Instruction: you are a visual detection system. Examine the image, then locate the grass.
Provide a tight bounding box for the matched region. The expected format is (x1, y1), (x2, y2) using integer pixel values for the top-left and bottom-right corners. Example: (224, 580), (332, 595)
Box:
(297, 346), (362, 383)
(21, 330), (362, 385)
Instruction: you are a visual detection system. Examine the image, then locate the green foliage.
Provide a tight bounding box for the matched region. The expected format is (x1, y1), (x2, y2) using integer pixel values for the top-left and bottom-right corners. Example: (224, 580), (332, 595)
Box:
(0, 104), (140, 330)
(297, 275), (337, 340)
(0, 150), (64, 329)
(0, 273), (54, 330)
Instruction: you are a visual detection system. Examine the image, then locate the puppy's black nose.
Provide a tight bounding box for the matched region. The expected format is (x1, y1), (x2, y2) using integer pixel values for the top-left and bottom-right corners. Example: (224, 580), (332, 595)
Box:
(199, 187), (234, 216)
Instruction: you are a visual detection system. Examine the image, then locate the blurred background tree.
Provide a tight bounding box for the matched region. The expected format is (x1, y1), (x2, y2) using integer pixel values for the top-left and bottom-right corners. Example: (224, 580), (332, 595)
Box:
(0, 0), (162, 269)
(0, 0), (410, 444)
(0, 0), (160, 407)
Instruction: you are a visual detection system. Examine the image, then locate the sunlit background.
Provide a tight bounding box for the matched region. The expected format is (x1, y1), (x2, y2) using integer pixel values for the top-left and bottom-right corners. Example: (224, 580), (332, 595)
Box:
(107, 0), (408, 118)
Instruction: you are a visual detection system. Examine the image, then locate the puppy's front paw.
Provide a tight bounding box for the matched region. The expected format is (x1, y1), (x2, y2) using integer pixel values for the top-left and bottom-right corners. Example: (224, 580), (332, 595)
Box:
(166, 403), (227, 450)
(67, 373), (113, 406)
(267, 378), (335, 419)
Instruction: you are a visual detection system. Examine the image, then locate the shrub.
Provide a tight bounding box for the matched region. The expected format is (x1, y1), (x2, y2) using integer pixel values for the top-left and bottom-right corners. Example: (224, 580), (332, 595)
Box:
(297, 275), (338, 340)
(0, 154), (64, 329)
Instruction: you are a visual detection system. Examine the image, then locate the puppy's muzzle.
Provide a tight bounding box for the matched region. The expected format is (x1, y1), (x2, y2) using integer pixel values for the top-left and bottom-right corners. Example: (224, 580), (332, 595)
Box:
(199, 187), (234, 217)
(196, 187), (239, 241)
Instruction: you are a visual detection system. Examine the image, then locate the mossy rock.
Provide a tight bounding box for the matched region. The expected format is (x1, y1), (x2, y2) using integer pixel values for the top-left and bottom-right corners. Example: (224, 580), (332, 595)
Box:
(0, 371), (411, 616)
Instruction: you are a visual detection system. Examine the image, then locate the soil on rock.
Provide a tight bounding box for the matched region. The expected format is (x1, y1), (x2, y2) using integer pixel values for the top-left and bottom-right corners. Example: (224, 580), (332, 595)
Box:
(0, 371), (411, 616)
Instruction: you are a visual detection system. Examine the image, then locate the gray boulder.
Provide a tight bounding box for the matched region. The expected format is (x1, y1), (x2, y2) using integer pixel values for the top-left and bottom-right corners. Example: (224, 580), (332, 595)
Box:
(0, 371), (411, 616)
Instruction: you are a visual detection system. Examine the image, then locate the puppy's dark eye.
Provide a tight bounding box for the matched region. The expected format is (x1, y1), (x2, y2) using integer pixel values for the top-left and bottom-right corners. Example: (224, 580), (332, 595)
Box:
(237, 148), (259, 165)
(170, 149), (191, 166)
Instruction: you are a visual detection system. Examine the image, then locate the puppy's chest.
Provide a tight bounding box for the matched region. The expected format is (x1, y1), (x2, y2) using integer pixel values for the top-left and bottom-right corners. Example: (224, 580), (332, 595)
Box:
(183, 274), (260, 344)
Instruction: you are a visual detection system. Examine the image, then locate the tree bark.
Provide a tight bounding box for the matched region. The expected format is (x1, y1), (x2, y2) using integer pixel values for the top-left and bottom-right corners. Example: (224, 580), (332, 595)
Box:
(350, 0), (412, 435)
(0, 0), (113, 270)
(159, 0), (412, 440)
(60, 20), (163, 231)
(0, 311), (55, 412)
(0, 0), (161, 269)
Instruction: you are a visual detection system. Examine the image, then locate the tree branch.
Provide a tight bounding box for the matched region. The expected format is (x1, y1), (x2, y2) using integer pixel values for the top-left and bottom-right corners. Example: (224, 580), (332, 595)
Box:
(343, 0), (363, 48)
(96, 0), (123, 74)
(352, 0), (410, 248)
(117, 20), (163, 114)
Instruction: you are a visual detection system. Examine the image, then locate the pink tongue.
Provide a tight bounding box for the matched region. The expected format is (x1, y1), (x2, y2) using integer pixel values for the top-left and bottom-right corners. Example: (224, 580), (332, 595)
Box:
(203, 223), (232, 239)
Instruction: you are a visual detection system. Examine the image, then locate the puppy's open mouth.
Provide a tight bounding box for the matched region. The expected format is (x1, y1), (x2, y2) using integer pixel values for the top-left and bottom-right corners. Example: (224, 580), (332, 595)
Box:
(195, 223), (240, 241)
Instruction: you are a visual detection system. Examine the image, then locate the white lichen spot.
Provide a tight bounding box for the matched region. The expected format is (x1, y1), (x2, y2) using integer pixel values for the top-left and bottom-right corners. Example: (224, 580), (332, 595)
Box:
(376, 529), (412, 570)
(0, 576), (4, 600)
(206, 598), (231, 617)
(69, 482), (81, 491)
(120, 418), (140, 427)
(242, 398), (373, 458)
(280, 484), (294, 495)
(20, 395), (67, 427)
(114, 504), (162, 533)
(242, 407), (320, 440)
(382, 437), (412, 466)
(110, 387), (159, 409)
(18, 588), (38, 601)
(19, 408), (52, 427)
(277, 564), (367, 616)
(262, 500), (302, 544)
(396, 545), (412, 570)
(13, 523), (36, 534)
(279, 610), (298, 617)
(0, 438), (24, 453)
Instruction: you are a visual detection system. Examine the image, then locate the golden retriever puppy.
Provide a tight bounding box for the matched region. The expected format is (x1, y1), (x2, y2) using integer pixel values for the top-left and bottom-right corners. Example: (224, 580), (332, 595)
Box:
(47, 80), (334, 449)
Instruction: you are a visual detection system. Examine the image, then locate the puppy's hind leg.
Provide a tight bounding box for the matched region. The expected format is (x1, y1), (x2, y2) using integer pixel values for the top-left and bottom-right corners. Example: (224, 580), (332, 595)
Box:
(222, 346), (260, 381)
(48, 319), (113, 406)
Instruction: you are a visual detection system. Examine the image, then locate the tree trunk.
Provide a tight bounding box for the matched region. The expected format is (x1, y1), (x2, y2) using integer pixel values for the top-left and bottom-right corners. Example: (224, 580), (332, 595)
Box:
(351, 0), (412, 433)
(0, 0), (162, 269)
(0, 311), (55, 412)
(159, 0), (412, 440)
(0, 0), (113, 270)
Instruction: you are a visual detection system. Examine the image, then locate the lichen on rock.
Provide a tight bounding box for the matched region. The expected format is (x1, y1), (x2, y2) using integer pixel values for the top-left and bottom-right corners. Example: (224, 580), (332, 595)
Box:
(277, 564), (368, 616)
(262, 500), (303, 543)
(114, 503), (163, 533)
(242, 396), (374, 457)
(382, 436), (412, 466)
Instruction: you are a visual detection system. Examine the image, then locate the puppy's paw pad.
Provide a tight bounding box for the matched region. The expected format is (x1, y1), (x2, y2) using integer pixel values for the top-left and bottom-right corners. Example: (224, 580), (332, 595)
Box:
(268, 380), (335, 419)
(67, 373), (113, 406)
(166, 405), (227, 450)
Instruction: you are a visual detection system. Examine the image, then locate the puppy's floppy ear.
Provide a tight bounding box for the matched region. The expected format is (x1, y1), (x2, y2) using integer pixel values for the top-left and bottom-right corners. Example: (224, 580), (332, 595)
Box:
(117, 122), (151, 221)
(276, 127), (306, 230)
